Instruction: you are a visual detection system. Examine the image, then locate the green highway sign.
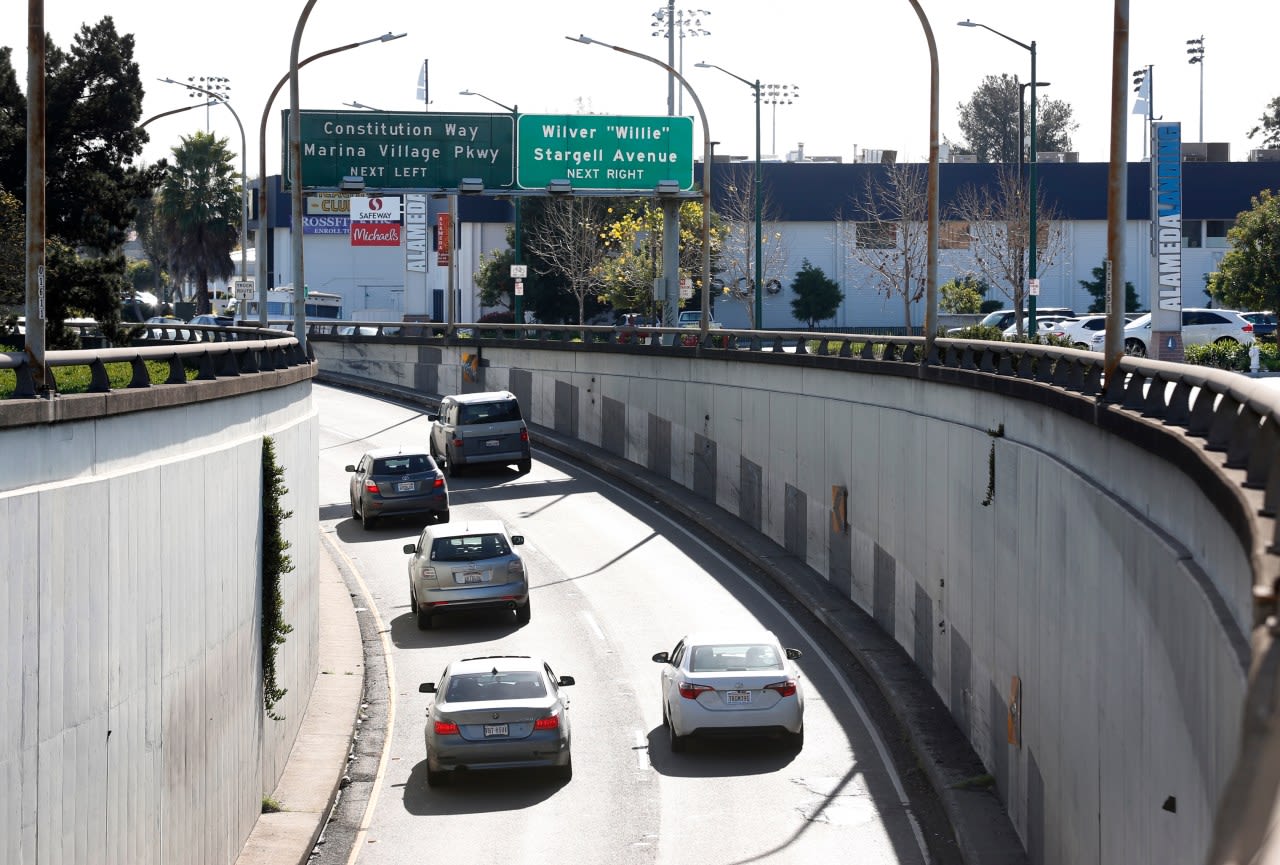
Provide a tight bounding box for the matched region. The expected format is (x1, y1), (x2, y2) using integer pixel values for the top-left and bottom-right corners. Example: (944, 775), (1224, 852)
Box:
(286, 110), (515, 190)
(517, 115), (694, 191)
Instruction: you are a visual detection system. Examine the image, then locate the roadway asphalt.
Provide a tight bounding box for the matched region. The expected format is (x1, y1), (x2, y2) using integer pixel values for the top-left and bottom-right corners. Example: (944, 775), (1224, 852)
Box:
(234, 374), (1028, 865)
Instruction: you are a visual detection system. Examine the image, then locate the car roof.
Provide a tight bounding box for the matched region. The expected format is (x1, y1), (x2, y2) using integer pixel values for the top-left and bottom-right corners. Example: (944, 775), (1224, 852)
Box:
(679, 630), (782, 647)
(427, 519), (510, 538)
(447, 655), (545, 674)
(447, 390), (517, 405)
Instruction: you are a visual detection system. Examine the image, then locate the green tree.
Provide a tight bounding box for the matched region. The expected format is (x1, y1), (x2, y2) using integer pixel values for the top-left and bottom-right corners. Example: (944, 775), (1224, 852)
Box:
(1078, 261), (1141, 313)
(1248, 97), (1280, 148)
(940, 275), (986, 313)
(955, 74), (1077, 163)
(789, 259), (843, 329)
(1208, 189), (1280, 311)
(0, 186), (20, 312)
(474, 242), (515, 312)
(156, 131), (239, 314)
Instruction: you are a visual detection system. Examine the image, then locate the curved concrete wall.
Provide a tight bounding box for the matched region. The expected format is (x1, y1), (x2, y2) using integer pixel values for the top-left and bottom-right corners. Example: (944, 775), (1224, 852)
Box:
(0, 379), (319, 865)
(316, 339), (1251, 865)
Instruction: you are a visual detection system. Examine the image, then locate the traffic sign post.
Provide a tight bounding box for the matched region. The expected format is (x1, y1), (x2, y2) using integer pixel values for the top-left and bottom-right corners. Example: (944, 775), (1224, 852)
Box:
(517, 114), (694, 190)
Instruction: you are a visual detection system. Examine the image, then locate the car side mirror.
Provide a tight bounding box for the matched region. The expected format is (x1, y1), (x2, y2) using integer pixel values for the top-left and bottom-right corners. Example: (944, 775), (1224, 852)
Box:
(344, 464), (356, 473)
(785, 648), (802, 660)
(651, 651), (670, 664)
(558, 676), (575, 687)
(403, 543), (418, 555)
(511, 535), (525, 545)
(426, 413), (439, 422)
(419, 683), (436, 693)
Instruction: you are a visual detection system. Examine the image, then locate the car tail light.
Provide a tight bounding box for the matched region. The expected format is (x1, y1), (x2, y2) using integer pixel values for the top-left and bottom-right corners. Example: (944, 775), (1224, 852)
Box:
(432, 477), (444, 489)
(507, 559), (525, 580)
(420, 566), (438, 581)
(364, 480), (379, 494)
(434, 720), (459, 735)
(520, 429), (529, 443)
(1243, 323), (1254, 333)
(533, 714), (560, 730)
(765, 679), (798, 698)
(678, 681), (713, 700)
(451, 437), (464, 449)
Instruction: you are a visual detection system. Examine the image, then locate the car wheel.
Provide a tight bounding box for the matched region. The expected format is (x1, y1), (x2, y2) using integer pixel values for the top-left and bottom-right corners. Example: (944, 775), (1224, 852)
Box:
(350, 497), (358, 519)
(554, 755), (573, 782)
(517, 458), (532, 475)
(360, 506), (377, 530)
(1073, 342), (1089, 350)
(1124, 338), (1147, 357)
(416, 606), (434, 630)
(667, 706), (686, 753)
(445, 453), (463, 478)
(435, 509), (450, 524)
(788, 726), (805, 751)
(426, 764), (447, 787)
(516, 599), (531, 625)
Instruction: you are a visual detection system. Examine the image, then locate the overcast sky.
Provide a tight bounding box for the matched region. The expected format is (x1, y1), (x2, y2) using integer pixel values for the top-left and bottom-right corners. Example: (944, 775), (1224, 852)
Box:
(4, 1), (1277, 176)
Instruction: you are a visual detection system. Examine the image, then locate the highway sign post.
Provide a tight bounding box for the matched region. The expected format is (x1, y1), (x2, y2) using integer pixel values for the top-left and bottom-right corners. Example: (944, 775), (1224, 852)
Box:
(287, 110), (516, 190)
(517, 114), (694, 190)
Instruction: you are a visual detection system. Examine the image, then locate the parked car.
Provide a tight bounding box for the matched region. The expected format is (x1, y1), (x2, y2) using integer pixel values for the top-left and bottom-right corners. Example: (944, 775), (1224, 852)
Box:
(652, 630), (805, 752)
(1001, 316), (1073, 341)
(136, 315), (197, 341)
(346, 449), (449, 530)
(1090, 308), (1255, 356)
(418, 654), (574, 786)
(947, 306), (1076, 335)
(189, 314), (239, 340)
(1054, 314), (1109, 348)
(428, 391), (531, 476)
(403, 519), (529, 629)
(1240, 311), (1277, 342)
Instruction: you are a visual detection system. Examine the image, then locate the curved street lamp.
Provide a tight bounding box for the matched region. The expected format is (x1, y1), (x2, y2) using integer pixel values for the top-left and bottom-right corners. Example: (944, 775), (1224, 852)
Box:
(568, 34), (714, 342)
(268, 30), (405, 332)
(959, 17), (1040, 332)
(694, 60), (763, 328)
(907, 0), (940, 357)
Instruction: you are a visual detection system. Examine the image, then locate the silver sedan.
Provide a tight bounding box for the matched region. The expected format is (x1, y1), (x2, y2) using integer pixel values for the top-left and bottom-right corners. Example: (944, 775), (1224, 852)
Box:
(418, 655), (574, 787)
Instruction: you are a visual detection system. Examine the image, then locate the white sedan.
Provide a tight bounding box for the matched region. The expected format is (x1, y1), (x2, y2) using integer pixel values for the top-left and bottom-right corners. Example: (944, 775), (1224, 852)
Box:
(652, 630), (805, 752)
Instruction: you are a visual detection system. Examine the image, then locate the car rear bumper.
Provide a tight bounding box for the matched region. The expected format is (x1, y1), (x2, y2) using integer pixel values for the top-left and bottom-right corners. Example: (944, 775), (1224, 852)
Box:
(428, 732), (570, 771)
(365, 494), (448, 518)
(670, 699), (803, 737)
(415, 580), (529, 613)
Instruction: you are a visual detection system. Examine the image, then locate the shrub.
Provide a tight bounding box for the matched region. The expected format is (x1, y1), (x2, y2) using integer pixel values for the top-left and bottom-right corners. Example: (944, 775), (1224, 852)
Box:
(1183, 341), (1253, 371)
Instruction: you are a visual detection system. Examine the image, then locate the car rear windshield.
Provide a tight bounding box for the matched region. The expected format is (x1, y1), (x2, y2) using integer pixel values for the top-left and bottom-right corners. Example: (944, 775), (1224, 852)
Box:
(445, 671), (546, 702)
(431, 533), (511, 561)
(459, 400), (522, 424)
(373, 455), (431, 475)
(689, 644), (783, 672)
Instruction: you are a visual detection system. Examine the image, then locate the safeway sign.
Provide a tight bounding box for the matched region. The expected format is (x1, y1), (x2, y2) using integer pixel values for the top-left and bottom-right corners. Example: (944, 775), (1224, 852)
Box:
(350, 196), (402, 247)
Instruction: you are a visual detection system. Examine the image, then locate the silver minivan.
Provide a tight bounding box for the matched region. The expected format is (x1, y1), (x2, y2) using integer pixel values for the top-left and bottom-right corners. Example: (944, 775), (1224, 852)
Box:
(428, 391), (532, 476)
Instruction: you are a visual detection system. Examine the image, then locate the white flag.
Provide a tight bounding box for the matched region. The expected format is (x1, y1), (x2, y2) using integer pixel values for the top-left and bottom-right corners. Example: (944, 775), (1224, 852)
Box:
(416, 61), (427, 103)
(1132, 75), (1150, 116)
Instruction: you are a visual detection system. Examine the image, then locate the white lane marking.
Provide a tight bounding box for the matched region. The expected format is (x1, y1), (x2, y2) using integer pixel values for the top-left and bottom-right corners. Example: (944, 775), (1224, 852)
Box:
(581, 609), (606, 641)
(538, 451), (931, 864)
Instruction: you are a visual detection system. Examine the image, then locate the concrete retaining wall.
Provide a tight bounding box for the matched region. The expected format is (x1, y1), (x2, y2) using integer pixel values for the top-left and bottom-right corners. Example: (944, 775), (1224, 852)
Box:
(0, 381), (319, 865)
(316, 339), (1250, 865)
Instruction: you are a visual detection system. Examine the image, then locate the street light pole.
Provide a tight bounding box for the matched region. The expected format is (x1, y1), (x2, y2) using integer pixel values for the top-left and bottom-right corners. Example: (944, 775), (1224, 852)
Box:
(959, 18), (1041, 332)
(695, 61), (763, 328)
(161, 77), (248, 317)
(762, 84), (799, 156)
(569, 35), (713, 342)
(1187, 36), (1205, 142)
(907, 0), (940, 356)
(651, 7), (710, 116)
(460, 90), (523, 325)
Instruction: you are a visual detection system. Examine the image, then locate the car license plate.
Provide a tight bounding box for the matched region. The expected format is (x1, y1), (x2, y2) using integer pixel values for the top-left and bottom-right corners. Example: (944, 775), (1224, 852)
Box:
(725, 690), (752, 704)
(483, 724), (509, 737)
(457, 570), (485, 584)
(486, 439), (500, 448)
(396, 481), (415, 492)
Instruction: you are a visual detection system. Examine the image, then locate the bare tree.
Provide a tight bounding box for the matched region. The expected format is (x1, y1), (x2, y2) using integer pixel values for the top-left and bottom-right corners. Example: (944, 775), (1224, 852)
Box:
(951, 164), (1065, 336)
(524, 196), (613, 325)
(841, 163), (930, 330)
(714, 177), (789, 328)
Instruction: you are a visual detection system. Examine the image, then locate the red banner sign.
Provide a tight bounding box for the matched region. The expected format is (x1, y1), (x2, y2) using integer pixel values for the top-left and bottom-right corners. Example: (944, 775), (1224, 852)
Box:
(350, 223), (402, 246)
(437, 213), (451, 266)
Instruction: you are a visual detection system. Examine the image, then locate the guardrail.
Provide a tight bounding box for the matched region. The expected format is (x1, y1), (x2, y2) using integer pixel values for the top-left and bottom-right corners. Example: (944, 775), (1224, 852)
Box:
(1, 327), (310, 399)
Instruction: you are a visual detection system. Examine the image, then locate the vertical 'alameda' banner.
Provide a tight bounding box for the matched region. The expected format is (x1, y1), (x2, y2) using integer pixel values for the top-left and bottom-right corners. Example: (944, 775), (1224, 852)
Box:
(1150, 121), (1184, 362)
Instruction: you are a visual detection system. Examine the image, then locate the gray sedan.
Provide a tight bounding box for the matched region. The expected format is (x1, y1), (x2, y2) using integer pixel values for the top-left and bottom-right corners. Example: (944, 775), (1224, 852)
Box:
(418, 655), (574, 786)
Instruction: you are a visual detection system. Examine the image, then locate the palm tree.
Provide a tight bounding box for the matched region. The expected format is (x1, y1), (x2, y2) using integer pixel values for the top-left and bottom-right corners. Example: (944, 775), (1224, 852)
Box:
(156, 131), (239, 314)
